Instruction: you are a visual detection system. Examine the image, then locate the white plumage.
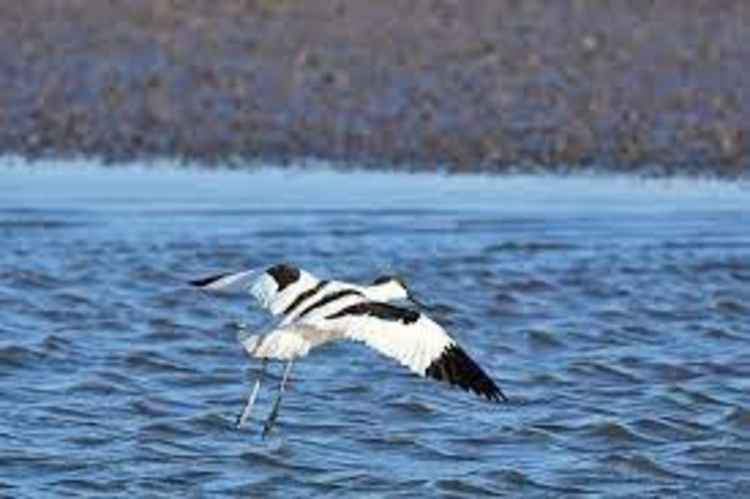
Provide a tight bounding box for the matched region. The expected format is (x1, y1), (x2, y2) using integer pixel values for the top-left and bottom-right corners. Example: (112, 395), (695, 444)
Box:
(191, 263), (506, 434)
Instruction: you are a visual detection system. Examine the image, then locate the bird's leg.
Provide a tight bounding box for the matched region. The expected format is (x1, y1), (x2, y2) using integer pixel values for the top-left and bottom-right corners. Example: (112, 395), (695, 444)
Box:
(262, 359), (294, 438)
(236, 358), (268, 429)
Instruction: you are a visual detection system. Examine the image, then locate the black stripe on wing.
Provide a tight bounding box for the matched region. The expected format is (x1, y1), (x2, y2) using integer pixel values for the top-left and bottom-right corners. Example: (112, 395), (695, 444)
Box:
(425, 345), (507, 402)
(299, 289), (364, 318)
(189, 273), (231, 287)
(326, 302), (420, 324)
(283, 280), (329, 315)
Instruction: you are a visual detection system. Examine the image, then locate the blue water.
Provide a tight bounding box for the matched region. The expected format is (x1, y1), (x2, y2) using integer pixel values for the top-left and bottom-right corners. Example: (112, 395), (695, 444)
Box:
(1, 162), (750, 497)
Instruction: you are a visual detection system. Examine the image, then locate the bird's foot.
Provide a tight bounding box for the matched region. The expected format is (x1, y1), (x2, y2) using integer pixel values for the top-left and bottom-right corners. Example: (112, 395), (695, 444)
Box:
(261, 393), (283, 438)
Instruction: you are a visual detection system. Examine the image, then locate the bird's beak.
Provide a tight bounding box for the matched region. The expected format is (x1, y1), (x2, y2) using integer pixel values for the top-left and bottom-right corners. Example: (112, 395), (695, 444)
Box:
(407, 291), (428, 309)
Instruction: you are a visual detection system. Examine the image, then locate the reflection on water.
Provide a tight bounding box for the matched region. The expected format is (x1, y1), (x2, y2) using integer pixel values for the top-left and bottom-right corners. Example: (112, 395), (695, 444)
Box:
(1, 161), (750, 496)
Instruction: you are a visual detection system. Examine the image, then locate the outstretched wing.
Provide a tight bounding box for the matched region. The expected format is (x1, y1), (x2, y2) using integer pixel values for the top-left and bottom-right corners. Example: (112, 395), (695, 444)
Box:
(189, 263), (322, 316)
(190, 263), (404, 319)
(302, 301), (507, 402)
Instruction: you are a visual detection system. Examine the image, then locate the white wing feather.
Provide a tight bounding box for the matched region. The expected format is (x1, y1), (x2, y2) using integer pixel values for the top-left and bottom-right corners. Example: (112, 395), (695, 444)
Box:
(301, 312), (454, 376)
(293, 303), (507, 401)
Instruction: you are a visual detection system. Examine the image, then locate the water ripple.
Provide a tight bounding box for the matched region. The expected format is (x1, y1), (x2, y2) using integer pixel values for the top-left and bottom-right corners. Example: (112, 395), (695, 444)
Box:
(2, 168), (749, 496)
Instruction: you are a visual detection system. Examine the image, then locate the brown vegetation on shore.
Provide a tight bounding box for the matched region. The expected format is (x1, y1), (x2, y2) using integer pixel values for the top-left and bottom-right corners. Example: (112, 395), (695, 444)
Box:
(1, 1), (747, 175)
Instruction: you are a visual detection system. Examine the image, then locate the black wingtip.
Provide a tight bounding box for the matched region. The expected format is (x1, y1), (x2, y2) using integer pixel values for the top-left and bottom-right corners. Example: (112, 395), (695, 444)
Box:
(488, 385), (509, 403)
(425, 345), (508, 403)
(480, 381), (508, 403)
(188, 272), (230, 288)
(483, 376), (509, 403)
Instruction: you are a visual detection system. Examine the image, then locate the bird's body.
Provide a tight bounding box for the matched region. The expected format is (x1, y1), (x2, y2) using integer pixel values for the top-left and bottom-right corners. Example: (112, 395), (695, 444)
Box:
(191, 263), (506, 434)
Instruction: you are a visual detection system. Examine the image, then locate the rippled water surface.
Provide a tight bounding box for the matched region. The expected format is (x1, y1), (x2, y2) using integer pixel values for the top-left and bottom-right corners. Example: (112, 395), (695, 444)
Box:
(2, 163), (750, 497)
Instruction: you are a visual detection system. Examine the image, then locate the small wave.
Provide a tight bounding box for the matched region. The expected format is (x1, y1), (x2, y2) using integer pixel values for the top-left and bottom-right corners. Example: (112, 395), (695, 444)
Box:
(567, 361), (642, 385)
(40, 334), (74, 353)
(0, 344), (44, 370)
(593, 307), (630, 322)
(702, 327), (748, 343)
(386, 398), (435, 415)
(238, 450), (325, 474)
(253, 228), (311, 239)
(51, 478), (127, 494)
(187, 412), (234, 433)
(457, 218), (547, 230)
(0, 219), (86, 229)
(64, 380), (124, 397)
(412, 441), (477, 462)
(681, 444), (750, 476)
(482, 241), (578, 254)
(500, 278), (556, 293)
(648, 362), (700, 383)
(481, 469), (593, 495)
(309, 470), (372, 489)
(0, 452), (89, 474)
(434, 477), (503, 496)
(684, 443), (750, 462)
(714, 298), (748, 315)
(667, 385), (731, 406)
(329, 383), (371, 396)
(525, 329), (564, 349)
(723, 407), (750, 432)
(50, 290), (99, 308)
(2, 270), (67, 290)
(662, 241), (750, 250)
(588, 421), (643, 441)
(130, 399), (175, 419)
(139, 421), (201, 440)
(631, 417), (705, 442)
(492, 292), (518, 304)
(603, 453), (689, 480)
(124, 350), (196, 374)
(527, 372), (571, 386)
(689, 259), (750, 274)
(687, 360), (745, 377)
(572, 420), (658, 449)
(64, 434), (115, 448)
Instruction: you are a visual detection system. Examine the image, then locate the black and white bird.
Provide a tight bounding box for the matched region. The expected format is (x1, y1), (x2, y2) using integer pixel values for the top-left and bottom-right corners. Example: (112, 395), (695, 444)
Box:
(190, 263), (506, 436)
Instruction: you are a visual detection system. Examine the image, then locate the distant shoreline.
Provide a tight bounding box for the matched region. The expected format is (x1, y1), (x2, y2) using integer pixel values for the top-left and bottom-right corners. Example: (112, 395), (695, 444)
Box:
(1, 1), (748, 177)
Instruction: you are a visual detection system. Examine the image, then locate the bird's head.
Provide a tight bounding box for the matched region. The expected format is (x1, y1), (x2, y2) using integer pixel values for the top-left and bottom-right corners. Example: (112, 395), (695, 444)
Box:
(370, 275), (426, 308)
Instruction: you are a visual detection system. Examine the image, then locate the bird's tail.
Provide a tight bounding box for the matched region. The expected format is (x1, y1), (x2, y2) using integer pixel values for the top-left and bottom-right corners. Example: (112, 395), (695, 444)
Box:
(240, 334), (263, 356)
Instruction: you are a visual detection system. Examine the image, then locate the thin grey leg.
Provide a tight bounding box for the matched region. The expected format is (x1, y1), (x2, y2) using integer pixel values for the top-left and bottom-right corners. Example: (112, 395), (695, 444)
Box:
(262, 359), (294, 438)
(236, 358), (268, 429)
